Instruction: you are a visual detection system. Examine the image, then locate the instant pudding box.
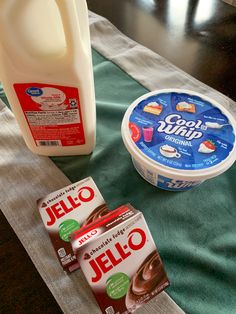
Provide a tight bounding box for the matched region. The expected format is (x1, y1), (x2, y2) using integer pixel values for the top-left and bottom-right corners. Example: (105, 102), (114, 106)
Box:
(121, 89), (236, 191)
(38, 177), (109, 272)
(71, 203), (169, 314)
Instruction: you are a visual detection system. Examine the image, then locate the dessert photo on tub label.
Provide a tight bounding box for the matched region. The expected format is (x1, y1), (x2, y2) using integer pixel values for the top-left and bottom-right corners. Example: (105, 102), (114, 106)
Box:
(176, 101), (196, 113)
(143, 102), (163, 115)
(71, 204), (169, 314)
(38, 177), (109, 273)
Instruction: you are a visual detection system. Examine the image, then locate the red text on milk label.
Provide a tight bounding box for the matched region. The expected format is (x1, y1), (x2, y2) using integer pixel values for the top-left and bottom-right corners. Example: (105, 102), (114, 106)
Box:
(46, 186), (95, 226)
(14, 83), (85, 147)
(90, 228), (146, 282)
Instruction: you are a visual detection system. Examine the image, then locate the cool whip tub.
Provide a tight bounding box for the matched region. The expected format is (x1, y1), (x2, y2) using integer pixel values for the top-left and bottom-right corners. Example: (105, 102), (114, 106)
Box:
(121, 89), (236, 191)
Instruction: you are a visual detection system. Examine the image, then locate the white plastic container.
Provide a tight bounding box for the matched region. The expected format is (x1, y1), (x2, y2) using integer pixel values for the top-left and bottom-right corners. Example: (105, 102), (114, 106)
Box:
(0, 0), (95, 156)
(122, 89), (236, 191)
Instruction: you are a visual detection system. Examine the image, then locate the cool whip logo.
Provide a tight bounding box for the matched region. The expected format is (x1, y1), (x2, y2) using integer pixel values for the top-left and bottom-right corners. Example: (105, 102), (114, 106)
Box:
(44, 186), (95, 226)
(157, 114), (203, 141)
(89, 228), (146, 283)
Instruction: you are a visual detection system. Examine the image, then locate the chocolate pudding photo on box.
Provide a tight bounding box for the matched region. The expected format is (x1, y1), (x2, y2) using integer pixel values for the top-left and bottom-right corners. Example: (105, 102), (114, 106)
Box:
(71, 204), (169, 314)
(38, 177), (109, 273)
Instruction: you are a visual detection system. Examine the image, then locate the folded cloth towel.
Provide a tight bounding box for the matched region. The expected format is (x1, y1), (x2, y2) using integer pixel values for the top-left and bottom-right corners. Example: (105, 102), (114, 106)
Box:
(0, 96), (184, 314)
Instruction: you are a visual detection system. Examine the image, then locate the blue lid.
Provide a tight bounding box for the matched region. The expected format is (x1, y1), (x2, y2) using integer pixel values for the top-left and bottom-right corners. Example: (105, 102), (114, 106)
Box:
(128, 91), (235, 171)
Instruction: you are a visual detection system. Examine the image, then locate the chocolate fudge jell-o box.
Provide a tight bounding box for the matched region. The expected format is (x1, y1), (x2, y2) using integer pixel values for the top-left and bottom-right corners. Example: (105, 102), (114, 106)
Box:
(38, 177), (109, 273)
(71, 204), (169, 313)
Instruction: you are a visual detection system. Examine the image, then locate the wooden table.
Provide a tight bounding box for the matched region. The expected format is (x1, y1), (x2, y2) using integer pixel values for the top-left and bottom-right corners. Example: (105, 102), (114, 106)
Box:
(88, 0), (236, 101)
(0, 1), (235, 313)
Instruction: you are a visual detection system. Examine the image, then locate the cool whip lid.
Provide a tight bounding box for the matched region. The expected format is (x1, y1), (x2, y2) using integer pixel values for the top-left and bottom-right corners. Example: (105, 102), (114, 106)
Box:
(122, 89), (236, 180)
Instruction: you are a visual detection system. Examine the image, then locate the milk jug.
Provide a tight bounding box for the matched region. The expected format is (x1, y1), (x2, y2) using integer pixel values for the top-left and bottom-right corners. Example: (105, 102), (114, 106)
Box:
(0, 0), (96, 156)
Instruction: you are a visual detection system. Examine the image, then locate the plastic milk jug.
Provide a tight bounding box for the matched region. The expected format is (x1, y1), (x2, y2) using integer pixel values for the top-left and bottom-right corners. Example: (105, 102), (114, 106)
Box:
(0, 0), (96, 156)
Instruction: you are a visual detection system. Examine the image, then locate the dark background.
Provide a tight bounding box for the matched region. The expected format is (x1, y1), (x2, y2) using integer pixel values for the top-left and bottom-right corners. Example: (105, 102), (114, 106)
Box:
(0, 0), (235, 313)
(88, 0), (236, 101)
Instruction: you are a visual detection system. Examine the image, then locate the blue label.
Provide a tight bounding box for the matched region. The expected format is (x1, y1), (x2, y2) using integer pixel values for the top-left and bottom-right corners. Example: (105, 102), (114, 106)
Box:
(157, 175), (202, 191)
(129, 92), (235, 170)
(26, 87), (43, 97)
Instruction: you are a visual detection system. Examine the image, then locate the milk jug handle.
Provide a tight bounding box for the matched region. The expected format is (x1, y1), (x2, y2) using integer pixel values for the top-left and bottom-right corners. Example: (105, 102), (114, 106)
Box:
(55, 0), (84, 57)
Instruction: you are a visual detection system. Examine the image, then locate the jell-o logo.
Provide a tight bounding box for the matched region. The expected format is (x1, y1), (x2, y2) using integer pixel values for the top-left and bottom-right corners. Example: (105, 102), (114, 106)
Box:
(89, 228), (146, 283)
(45, 186), (95, 226)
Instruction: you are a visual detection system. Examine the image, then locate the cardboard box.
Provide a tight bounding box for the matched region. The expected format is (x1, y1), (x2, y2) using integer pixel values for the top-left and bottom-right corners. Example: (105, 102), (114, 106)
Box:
(38, 177), (109, 272)
(71, 204), (169, 313)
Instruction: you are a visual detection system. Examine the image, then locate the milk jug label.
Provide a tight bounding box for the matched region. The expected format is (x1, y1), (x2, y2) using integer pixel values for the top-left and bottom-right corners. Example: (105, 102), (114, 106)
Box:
(129, 91), (235, 170)
(14, 83), (85, 147)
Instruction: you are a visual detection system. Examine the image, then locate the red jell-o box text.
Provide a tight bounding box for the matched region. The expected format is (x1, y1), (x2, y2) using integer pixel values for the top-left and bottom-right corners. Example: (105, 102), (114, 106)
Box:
(38, 177), (109, 273)
(71, 204), (169, 313)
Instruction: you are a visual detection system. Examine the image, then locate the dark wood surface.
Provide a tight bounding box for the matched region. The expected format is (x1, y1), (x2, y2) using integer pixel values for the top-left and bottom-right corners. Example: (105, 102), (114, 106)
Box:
(0, 1), (235, 313)
(88, 0), (236, 101)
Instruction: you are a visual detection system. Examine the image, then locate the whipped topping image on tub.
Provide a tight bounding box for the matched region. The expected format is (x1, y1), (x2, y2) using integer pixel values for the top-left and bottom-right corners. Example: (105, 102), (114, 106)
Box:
(38, 177), (109, 273)
(71, 204), (169, 314)
(121, 89), (236, 191)
(160, 144), (181, 158)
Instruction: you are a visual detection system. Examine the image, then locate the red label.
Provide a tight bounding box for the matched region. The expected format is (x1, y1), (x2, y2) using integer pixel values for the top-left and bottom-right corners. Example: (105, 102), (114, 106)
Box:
(72, 205), (129, 240)
(14, 83), (85, 147)
(129, 122), (141, 142)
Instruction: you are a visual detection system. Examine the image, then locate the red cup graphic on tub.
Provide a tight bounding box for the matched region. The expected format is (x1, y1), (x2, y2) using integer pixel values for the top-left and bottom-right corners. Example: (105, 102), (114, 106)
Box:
(142, 126), (154, 142)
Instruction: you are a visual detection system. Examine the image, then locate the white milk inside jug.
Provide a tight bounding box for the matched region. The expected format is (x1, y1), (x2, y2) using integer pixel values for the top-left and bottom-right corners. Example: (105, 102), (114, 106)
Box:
(0, 0), (96, 156)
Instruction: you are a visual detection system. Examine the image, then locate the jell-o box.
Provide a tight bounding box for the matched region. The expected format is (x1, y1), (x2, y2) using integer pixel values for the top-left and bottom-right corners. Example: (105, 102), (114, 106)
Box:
(71, 203), (169, 313)
(38, 177), (109, 273)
